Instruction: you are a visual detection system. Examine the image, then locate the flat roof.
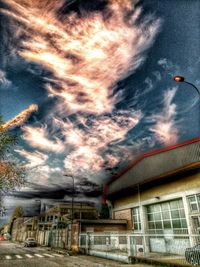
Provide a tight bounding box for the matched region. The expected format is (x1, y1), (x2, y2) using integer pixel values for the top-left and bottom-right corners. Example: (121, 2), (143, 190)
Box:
(78, 219), (127, 224)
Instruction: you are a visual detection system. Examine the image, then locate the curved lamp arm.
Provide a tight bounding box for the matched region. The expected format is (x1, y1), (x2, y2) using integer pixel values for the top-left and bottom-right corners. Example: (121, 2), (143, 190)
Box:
(173, 76), (200, 97)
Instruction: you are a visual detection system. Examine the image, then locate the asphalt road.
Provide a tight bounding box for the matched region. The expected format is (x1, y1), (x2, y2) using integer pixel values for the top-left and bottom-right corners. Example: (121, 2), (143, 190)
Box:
(0, 241), (157, 267)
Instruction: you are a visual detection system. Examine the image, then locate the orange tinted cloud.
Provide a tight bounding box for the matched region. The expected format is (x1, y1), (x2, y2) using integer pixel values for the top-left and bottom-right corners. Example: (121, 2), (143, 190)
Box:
(2, 104), (38, 130)
(2, 0), (160, 114)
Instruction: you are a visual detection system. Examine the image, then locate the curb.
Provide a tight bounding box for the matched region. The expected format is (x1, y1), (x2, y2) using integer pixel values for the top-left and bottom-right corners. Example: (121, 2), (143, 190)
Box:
(47, 248), (71, 256)
(129, 256), (190, 267)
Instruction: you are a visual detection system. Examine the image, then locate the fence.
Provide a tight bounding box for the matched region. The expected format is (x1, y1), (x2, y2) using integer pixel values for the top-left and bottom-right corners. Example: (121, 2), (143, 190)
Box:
(79, 232), (200, 266)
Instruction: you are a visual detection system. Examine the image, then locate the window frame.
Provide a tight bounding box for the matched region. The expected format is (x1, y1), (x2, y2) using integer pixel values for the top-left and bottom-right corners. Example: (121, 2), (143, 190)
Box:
(132, 207), (142, 232)
(146, 199), (187, 234)
(187, 194), (200, 213)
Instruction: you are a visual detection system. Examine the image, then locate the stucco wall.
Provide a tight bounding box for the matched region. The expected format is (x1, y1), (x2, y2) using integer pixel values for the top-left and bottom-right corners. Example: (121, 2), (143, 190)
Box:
(112, 171), (200, 210)
(81, 223), (127, 232)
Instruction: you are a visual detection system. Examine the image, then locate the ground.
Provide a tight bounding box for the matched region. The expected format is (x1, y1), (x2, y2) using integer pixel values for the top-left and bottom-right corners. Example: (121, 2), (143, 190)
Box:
(0, 241), (156, 267)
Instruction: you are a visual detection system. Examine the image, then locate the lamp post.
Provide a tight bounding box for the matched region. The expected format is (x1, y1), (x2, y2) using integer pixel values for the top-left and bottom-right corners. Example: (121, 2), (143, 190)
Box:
(64, 174), (75, 250)
(35, 199), (41, 215)
(173, 75), (200, 97)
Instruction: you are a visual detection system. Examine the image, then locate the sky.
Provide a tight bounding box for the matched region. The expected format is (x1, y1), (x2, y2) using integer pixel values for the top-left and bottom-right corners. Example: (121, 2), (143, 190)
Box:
(0, 0), (199, 226)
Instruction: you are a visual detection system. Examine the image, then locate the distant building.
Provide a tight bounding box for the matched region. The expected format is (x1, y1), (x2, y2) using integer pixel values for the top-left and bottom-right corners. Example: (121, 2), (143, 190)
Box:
(12, 217), (33, 241)
(105, 137), (200, 254)
(44, 202), (99, 220)
(11, 202), (99, 249)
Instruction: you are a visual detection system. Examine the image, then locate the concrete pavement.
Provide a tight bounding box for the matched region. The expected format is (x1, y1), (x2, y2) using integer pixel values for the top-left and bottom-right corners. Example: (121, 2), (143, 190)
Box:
(0, 241), (158, 267)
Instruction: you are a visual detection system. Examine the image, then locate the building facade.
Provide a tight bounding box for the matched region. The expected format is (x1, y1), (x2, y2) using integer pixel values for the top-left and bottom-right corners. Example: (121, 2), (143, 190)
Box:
(106, 137), (200, 255)
(11, 202), (99, 249)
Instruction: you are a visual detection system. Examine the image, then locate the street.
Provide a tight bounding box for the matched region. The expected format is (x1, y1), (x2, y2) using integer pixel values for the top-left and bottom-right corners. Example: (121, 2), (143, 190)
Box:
(0, 241), (156, 267)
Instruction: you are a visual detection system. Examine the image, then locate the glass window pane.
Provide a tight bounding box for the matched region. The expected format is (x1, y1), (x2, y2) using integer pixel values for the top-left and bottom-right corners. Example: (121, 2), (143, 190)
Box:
(195, 244), (200, 250)
(147, 206), (151, 213)
(181, 219), (187, 228)
(179, 209), (186, 218)
(191, 203), (198, 211)
(178, 199), (184, 208)
(154, 212), (161, 221)
(133, 208), (138, 215)
(161, 202), (169, 211)
(155, 221), (162, 229)
(172, 219), (181, 228)
(132, 207), (141, 230)
(134, 223), (138, 230)
(148, 222), (155, 229)
(171, 210), (180, 219)
(147, 213), (154, 221)
(197, 195), (200, 204)
(188, 196), (196, 202)
(170, 200), (179, 209)
(162, 211), (170, 220)
(163, 220), (172, 228)
(153, 205), (160, 212)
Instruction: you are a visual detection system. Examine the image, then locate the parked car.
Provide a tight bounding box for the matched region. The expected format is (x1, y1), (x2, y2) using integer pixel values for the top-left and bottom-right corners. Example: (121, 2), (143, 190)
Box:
(24, 238), (37, 247)
(185, 243), (200, 266)
(0, 235), (5, 241)
(3, 233), (11, 240)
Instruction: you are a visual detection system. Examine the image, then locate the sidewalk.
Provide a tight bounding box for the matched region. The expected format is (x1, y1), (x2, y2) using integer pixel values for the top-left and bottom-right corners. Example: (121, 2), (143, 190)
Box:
(48, 247), (193, 267)
(47, 247), (71, 256)
(130, 254), (192, 267)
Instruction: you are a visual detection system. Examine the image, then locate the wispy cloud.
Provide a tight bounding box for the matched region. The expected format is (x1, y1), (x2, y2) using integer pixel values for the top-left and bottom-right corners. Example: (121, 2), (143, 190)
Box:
(1, 0), (161, 176)
(15, 149), (48, 168)
(56, 111), (141, 174)
(148, 88), (179, 145)
(22, 125), (65, 153)
(15, 149), (50, 185)
(157, 58), (180, 77)
(0, 69), (12, 89)
(1, 0), (161, 115)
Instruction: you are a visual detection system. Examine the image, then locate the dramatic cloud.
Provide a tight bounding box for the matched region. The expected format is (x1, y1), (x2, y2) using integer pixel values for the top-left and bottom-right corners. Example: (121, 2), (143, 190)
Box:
(1, 0), (160, 115)
(15, 149), (51, 185)
(1, 0), (161, 176)
(56, 111), (141, 174)
(15, 149), (48, 168)
(22, 125), (65, 153)
(149, 88), (179, 145)
(2, 104), (38, 130)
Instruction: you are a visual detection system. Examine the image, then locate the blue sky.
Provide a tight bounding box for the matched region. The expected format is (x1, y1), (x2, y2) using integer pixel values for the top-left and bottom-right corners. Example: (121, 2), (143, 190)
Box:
(0, 0), (199, 225)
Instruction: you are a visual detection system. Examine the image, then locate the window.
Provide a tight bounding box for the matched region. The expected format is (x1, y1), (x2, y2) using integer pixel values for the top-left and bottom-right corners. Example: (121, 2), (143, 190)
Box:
(146, 199), (187, 234)
(187, 194), (200, 213)
(94, 236), (110, 245)
(132, 207), (141, 231)
(119, 236), (127, 244)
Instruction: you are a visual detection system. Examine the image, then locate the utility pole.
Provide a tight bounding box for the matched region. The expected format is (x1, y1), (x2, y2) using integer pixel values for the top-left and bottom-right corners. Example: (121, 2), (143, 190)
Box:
(64, 174), (75, 250)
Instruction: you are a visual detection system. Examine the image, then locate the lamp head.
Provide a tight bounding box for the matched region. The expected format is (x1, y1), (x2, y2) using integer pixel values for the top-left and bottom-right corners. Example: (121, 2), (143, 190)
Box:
(173, 75), (185, 82)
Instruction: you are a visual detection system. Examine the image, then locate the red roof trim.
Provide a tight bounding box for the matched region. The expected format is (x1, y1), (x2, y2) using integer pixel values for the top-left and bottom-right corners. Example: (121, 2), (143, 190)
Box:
(107, 136), (200, 186)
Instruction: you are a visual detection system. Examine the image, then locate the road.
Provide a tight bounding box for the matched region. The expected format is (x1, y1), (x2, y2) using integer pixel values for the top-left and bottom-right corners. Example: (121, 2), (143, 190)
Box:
(0, 241), (156, 267)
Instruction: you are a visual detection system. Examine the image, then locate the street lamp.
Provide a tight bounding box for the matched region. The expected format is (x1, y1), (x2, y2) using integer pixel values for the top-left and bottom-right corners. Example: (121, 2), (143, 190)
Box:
(173, 75), (200, 97)
(64, 174), (75, 223)
(64, 174), (75, 250)
(35, 199), (41, 215)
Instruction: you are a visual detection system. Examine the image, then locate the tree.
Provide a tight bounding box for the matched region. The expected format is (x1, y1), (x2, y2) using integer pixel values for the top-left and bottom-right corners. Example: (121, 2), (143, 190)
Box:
(8, 206), (24, 234)
(100, 203), (110, 219)
(0, 115), (25, 216)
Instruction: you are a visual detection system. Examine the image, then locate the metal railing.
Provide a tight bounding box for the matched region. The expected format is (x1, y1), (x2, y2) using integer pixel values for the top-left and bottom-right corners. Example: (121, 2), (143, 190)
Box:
(79, 232), (200, 266)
